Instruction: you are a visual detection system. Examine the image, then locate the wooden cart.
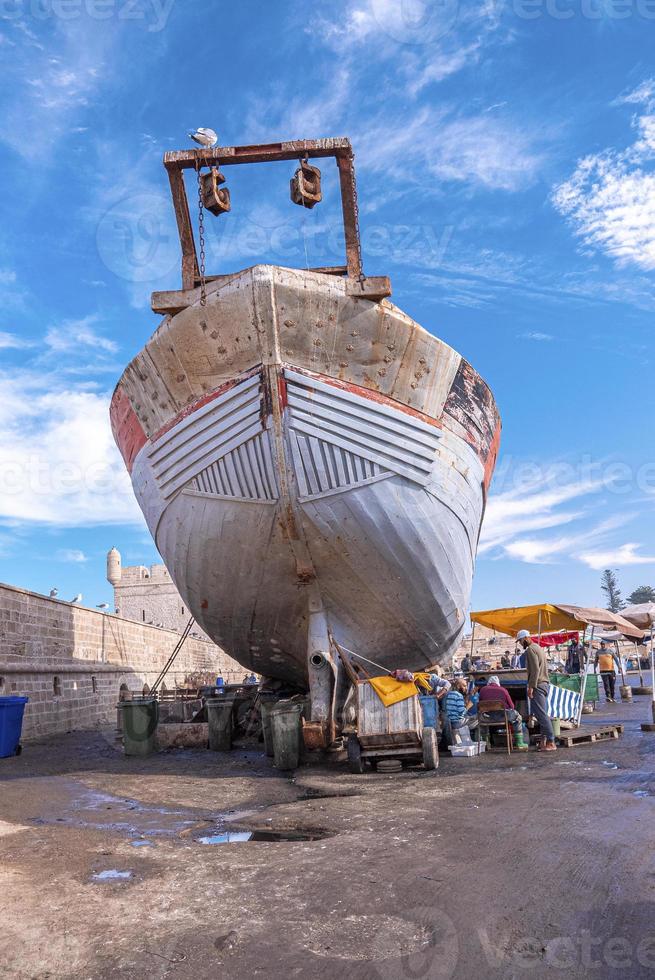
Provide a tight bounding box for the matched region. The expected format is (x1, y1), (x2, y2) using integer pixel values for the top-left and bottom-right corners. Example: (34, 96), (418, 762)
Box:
(347, 679), (438, 773)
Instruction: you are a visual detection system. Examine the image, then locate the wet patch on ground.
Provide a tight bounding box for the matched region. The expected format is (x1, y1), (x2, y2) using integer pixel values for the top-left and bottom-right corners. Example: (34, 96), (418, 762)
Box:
(91, 869), (133, 882)
(196, 826), (335, 844)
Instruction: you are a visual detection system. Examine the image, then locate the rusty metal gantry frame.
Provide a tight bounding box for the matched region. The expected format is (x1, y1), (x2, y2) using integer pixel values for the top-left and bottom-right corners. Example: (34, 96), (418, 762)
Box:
(163, 137), (381, 293)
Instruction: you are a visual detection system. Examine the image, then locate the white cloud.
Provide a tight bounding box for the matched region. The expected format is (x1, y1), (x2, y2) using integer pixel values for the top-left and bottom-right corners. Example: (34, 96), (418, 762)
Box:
(519, 332), (553, 342)
(361, 108), (543, 192)
(553, 79), (655, 271)
(56, 549), (88, 564)
(0, 366), (143, 528)
(0, 331), (33, 350)
(45, 315), (118, 355)
(479, 473), (604, 555)
(578, 543), (655, 571)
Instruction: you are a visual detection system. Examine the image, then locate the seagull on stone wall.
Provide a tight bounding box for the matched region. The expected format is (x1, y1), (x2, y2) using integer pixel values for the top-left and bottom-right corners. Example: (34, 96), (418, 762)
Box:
(96, 603), (109, 610)
(49, 588), (58, 598)
(188, 127), (218, 149)
(70, 594), (82, 604)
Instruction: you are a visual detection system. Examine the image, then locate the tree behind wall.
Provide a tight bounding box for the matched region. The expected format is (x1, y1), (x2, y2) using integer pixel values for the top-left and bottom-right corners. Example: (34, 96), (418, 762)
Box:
(601, 569), (624, 613)
(626, 585), (655, 606)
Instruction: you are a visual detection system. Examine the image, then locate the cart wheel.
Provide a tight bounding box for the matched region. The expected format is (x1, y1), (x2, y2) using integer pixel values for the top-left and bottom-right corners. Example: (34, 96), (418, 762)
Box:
(422, 727), (439, 771)
(347, 735), (365, 774)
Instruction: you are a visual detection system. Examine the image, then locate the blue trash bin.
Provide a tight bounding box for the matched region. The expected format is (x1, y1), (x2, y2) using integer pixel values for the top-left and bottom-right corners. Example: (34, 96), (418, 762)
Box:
(0, 696), (29, 758)
(419, 695), (439, 730)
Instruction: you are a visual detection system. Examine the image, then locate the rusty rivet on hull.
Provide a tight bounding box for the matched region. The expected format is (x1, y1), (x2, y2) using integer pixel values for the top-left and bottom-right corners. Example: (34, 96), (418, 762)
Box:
(346, 345), (354, 352)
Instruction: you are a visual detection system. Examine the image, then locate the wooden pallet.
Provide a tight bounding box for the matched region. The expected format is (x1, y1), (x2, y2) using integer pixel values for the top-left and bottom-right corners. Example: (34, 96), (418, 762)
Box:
(558, 724), (624, 748)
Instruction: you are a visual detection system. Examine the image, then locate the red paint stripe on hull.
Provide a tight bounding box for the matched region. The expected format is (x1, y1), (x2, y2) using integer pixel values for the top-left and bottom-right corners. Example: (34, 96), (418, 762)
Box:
(110, 387), (147, 474)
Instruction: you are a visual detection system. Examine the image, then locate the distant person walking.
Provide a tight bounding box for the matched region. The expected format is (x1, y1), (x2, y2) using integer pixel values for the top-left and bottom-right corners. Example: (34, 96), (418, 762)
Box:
(595, 641), (620, 703)
(517, 629), (556, 752)
(566, 639), (582, 675)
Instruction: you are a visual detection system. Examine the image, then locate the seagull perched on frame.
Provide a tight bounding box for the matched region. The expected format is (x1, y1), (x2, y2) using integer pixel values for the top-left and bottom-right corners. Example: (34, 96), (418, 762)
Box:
(188, 127), (219, 149)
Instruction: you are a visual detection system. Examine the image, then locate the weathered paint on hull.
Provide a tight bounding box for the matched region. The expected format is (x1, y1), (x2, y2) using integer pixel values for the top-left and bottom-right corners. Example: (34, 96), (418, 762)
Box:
(111, 265), (500, 684)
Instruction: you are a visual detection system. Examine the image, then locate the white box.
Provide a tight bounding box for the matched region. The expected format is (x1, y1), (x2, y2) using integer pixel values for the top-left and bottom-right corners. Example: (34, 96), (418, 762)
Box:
(448, 742), (486, 757)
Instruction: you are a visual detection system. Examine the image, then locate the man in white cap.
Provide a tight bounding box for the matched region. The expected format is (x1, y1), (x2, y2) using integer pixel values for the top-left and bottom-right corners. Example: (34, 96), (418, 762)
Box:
(516, 629), (557, 752)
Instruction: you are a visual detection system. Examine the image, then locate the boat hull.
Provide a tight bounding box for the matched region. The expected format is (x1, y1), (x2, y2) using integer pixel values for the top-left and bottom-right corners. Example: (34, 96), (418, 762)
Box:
(111, 265), (500, 685)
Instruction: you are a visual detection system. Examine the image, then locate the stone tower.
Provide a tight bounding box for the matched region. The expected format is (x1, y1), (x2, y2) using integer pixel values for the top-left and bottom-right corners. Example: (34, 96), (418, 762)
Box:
(107, 547), (122, 587)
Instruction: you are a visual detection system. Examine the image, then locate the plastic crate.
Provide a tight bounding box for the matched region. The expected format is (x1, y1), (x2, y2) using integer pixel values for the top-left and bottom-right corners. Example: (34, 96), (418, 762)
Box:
(448, 742), (486, 757)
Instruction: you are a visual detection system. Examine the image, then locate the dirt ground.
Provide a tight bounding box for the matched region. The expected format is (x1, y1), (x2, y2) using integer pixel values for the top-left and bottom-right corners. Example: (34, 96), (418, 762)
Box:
(2, 690), (655, 980)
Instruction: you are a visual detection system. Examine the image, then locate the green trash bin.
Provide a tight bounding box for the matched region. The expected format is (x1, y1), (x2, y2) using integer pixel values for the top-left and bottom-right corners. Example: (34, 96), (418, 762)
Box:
(271, 702), (304, 771)
(118, 697), (159, 757)
(206, 697), (234, 751)
(259, 695), (277, 757)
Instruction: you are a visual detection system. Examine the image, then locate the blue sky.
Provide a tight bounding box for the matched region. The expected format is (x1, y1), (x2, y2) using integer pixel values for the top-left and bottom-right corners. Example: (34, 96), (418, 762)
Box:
(0, 0), (654, 614)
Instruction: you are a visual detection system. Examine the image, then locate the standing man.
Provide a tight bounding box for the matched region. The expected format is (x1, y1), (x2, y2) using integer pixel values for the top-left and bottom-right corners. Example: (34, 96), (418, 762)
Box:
(516, 629), (557, 752)
(566, 638), (582, 674)
(460, 653), (472, 674)
(595, 641), (620, 703)
(501, 650), (511, 669)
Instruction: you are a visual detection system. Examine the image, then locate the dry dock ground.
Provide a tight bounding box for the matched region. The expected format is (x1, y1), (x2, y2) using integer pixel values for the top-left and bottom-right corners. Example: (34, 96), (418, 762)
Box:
(2, 694), (655, 980)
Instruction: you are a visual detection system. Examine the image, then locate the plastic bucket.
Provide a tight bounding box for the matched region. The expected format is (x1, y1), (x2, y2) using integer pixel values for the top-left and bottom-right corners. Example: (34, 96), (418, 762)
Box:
(419, 695), (439, 730)
(271, 703), (303, 771)
(0, 696), (29, 758)
(206, 697), (234, 751)
(118, 698), (159, 757)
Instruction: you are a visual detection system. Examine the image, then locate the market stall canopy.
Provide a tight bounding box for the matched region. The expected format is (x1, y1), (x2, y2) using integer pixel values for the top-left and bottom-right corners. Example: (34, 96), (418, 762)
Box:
(621, 603), (655, 630)
(470, 604), (586, 635)
(470, 603), (645, 640)
(557, 605), (645, 639)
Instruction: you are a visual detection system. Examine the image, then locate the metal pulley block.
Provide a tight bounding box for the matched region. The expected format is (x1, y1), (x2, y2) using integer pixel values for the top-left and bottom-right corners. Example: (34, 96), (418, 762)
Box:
(290, 160), (322, 208)
(200, 167), (231, 216)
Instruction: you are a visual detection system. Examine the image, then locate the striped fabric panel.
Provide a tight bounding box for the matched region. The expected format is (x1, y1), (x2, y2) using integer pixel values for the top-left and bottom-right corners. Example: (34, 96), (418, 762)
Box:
(547, 685), (581, 721)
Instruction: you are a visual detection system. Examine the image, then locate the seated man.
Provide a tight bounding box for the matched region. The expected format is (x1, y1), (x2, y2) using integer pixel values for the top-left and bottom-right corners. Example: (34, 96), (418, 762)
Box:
(478, 675), (528, 750)
(442, 678), (479, 744)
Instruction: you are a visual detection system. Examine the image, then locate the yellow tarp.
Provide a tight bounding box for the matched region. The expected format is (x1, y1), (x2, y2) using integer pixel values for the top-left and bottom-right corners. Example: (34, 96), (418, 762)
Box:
(470, 604), (587, 636)
(368, 673), (432, 707)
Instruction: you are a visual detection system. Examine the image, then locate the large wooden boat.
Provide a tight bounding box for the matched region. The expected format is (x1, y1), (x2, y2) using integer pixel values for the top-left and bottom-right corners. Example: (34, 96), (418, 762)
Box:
(111, 138), (500, 745)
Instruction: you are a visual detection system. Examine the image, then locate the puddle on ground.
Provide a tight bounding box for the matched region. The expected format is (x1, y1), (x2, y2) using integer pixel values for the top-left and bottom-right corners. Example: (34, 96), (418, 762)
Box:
(27, 779), (261, 840)
(91, 869), (133, 881)
(30, 781), (199, 837)
(611, 770), (655, 798)
(197, 827), (334, 844)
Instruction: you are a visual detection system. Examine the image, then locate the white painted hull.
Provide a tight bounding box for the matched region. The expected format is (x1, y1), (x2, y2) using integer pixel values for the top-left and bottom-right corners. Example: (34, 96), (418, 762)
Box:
(111, 266), (500, 686)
